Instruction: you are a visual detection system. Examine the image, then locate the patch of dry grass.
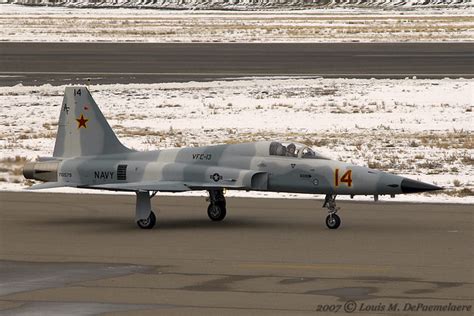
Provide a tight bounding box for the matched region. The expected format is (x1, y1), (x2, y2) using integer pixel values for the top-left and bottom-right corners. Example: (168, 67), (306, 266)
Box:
(0, 156), (28, 164)
(429, 188), (474, 197)
(1, 14), (472, 42)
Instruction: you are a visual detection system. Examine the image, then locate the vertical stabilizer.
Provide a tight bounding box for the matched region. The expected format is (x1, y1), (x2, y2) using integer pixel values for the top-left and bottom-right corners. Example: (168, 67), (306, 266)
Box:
(53, 87), (131, 158)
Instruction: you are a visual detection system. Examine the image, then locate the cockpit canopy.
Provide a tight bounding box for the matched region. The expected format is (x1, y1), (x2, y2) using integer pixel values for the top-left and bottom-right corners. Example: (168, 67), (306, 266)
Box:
(269, 142), (329, 159)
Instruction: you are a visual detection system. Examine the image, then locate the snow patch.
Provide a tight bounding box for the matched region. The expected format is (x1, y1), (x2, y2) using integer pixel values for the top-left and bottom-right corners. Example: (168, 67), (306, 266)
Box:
(0, 4), (472, 42)
(9, 0), (474, 10)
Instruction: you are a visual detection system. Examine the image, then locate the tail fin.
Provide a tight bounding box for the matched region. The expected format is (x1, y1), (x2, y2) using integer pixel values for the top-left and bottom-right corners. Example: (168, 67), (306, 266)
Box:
(53, 87), (131, 158)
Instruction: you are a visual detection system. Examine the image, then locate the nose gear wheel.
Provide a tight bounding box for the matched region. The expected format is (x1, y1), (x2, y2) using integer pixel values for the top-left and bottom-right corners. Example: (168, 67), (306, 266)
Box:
(323, 194), (341, 229)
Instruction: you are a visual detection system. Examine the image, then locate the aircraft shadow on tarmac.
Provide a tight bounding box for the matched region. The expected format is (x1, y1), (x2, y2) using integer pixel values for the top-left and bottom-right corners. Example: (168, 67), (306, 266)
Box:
(28, 216), (315, 232)
(25, 212), (434, 234)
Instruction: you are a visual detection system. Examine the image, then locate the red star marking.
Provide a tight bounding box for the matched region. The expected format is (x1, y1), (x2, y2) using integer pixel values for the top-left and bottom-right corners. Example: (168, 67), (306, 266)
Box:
(76, 114), (89, 129)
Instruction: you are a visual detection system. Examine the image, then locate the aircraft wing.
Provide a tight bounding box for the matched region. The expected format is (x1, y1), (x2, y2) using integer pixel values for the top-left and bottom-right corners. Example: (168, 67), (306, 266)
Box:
(184, 182), (247, 190)
(84, 181), (192, 192)
(27, 180), (248, 193)
(84, 180), (247, 192)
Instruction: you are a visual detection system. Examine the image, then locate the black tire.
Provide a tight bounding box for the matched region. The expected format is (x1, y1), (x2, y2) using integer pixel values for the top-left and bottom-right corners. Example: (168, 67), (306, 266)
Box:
(137, 211), (156, 229)
(207, 203), (226, 221)
(326, 214), (341, 229)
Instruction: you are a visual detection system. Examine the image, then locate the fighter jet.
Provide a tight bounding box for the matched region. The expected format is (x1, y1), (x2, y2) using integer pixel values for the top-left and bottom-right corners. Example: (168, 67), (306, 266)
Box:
(23, 87), (442, 229)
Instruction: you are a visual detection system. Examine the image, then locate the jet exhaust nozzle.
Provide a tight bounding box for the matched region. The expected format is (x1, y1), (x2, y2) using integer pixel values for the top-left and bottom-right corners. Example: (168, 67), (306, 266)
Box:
(23, 161), (60, 182)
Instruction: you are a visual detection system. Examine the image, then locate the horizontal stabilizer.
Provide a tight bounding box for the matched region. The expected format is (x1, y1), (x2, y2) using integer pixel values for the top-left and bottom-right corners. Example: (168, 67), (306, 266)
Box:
(26, 182), (75, 190)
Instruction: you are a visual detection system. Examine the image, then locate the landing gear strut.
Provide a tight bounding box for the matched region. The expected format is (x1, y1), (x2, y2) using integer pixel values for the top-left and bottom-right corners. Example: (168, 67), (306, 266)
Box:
(135, 191), (157, 229)
(323, 194), (341, 229)
(207, 189), (227, 221)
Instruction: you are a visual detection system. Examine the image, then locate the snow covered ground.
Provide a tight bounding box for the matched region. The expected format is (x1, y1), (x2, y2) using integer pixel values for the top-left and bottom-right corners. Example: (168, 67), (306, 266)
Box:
(8, 0), (474, 10)
(0, 77), (472, 203)
(0, 4), (472, 42)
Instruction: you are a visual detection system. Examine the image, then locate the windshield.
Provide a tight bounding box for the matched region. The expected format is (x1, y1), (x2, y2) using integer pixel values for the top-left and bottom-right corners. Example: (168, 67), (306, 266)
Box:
(269, 142), (328, 159)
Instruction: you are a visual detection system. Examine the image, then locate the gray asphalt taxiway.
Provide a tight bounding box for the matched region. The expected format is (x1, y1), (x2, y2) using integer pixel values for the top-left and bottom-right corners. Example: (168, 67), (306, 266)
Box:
(0, 192), (472, 315)
(1, 42), (473, 86)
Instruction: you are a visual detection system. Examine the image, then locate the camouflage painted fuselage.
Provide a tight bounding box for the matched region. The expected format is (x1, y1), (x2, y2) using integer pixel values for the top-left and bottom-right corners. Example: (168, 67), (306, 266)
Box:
(26, 142), (409, 197)
(23, 86), (440, 197)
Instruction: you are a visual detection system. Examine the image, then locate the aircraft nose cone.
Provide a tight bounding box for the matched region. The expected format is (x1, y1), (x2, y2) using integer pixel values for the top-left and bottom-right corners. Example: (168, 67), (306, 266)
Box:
(400, 178), (443, 193)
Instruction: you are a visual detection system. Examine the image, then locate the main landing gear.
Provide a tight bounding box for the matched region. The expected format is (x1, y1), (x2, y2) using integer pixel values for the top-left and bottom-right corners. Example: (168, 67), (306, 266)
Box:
(323, 194), (341, 229)
(137, 211), (156, 229)
(134, 189), (228, 229)
(207, 189), (227, 221)
(135, 191), (157, 229)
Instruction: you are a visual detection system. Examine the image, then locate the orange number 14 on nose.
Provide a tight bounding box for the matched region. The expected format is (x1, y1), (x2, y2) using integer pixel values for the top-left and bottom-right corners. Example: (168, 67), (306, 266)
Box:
(335, 169), (353, 187)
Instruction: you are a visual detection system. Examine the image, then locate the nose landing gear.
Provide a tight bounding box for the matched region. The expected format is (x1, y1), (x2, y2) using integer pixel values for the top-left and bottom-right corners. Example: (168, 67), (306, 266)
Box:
(323, 194), (341, 229)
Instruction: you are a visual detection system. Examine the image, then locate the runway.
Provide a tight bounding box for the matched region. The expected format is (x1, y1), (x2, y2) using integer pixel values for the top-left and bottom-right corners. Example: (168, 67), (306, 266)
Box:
(0, 192), (472, 314)
(1, 42), (473, 86)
